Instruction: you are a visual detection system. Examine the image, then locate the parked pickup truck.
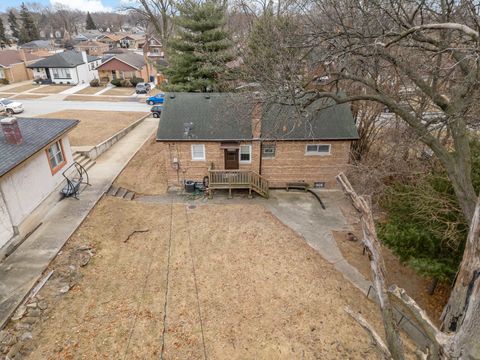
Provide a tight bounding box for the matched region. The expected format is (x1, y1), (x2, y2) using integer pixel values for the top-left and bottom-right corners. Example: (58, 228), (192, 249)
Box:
(0, 98), (24, 115)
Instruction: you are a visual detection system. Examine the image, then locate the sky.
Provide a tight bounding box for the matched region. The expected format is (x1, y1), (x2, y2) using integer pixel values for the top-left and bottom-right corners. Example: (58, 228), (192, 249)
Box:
(0, 0), (127, 13)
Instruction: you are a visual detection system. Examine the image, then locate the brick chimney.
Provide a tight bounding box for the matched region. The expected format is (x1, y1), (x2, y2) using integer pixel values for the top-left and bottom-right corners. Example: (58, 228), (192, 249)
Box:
(1, 117), (23, 145)
(251, 95), (263, 139)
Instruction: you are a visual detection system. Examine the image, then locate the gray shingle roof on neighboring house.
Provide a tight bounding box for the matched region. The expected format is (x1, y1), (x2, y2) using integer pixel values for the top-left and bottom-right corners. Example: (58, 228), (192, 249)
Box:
(97, 52), (146, 70)
(0, 117), (79, 177)
(156, 93), (359, 141)
(27, 50), (99, 69)
(19, 40), (54, 49)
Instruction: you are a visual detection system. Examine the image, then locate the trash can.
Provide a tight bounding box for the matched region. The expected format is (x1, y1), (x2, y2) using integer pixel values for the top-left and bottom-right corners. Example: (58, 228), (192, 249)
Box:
(185, 180), (195, 193)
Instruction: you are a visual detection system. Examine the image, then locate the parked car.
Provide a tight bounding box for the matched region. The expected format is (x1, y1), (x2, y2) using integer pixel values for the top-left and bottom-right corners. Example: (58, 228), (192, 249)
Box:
(135, 82), (151, 94)
(146, 94), (165, 105)
(0, 98), (24, 114)
(150, 105), (163, 118)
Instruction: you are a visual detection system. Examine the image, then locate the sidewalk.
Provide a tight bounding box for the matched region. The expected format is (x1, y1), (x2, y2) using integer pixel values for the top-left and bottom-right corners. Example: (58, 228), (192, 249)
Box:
(0, 117), (158, 329)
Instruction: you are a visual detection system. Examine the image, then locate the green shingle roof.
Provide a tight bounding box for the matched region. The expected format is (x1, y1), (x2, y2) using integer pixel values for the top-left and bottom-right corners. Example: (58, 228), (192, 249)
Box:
(156, 93), (358, 141)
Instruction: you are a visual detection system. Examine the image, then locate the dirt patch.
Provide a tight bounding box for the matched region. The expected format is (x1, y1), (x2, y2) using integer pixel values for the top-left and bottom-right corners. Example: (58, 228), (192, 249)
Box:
(31, 85), (73, 94)
(115, 135), (167, 195)
(40, 110), (147, 146)
(74, 86), (105, 95)
(102, 87), (135, 96)
(0, 93), (16, 98)
(0, 198), (402, 359)
(64, 95), (139, 102)
(6, 84), (39, 93)
(334, 198), (450, 325)
(12, 94), (48, 100)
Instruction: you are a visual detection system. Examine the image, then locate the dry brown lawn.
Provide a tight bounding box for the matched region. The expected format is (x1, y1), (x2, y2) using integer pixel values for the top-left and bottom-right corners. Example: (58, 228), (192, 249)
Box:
(0, 93), (16, 98)
(7, 84), (39, 93)
(102, 87), (136, 96)
(115, 135), (167, 195)
(12, 94), (47, 100)
(11, 197), (387, 359)
(31, 85), (73, 94)
(40, 110), (147, 146)
(74, 86), (105, 95)
(65, 95), (139, 102)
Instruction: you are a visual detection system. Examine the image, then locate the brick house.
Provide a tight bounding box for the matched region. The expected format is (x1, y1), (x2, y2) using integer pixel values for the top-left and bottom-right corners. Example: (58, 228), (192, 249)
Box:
(0, 50), (41, 83)
(156, 93), (358, 196)
(74, 40), (109, 56)
(96, 52), (154, 82)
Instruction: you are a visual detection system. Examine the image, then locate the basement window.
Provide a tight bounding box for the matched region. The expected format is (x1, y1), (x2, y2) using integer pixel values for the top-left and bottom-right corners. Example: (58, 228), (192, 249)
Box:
(240, 145), (252, 163)
(305, 144), (331, 155)
(46, 140), (66, 175)
(191, 144), (205, 161)
(262, 144), (276, 158)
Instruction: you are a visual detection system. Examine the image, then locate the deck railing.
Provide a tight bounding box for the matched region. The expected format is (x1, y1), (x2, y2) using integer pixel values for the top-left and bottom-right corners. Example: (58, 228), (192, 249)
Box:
(208, 169), (269, 198)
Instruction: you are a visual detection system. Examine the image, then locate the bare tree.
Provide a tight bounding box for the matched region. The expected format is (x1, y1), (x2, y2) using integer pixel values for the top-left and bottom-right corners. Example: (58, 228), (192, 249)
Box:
(338, 173), (480, 360)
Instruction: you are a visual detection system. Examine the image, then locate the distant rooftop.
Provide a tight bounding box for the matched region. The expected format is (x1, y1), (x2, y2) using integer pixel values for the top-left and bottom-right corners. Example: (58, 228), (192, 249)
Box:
(27, 50), (99, 68)
(0, 117), (78, 176)
(19, 40), (54, 49)
(0, 50), (41, 67)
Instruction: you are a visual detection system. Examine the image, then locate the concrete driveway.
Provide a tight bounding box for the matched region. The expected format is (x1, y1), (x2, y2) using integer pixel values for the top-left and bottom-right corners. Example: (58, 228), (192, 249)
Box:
(19, 99), (151, 117)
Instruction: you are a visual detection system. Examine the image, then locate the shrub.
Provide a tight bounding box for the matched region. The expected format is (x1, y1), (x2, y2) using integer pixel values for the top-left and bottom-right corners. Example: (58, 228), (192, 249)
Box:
(0, 78), (9, 85)
(110, 78), (121, 87)
(90, 78), (100, 87)
(120, 79), (132, 87)
(129, 77), (144, 86)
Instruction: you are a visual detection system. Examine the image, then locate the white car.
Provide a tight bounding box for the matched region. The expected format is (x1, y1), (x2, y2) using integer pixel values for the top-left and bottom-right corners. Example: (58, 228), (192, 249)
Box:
(0, 98), (24, 115)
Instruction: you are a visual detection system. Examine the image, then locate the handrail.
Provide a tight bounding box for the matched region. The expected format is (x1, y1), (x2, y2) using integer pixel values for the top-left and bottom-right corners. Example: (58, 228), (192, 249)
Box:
(61, 161), (91, 199)
(208, 169), (269, 198)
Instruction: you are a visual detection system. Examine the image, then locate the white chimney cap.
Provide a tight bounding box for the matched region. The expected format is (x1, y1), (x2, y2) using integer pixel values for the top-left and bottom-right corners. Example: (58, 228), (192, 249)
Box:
(1, 117), (17, 125)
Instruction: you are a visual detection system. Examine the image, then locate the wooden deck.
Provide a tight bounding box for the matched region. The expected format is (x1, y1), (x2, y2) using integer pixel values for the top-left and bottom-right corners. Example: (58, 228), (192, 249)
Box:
(208, 169), (269, 198)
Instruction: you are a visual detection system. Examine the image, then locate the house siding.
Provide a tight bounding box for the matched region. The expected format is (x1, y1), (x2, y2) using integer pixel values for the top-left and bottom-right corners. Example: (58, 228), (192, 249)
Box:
(161, 139), (351, 189)
(3, 63), (34, 83)
(0, 135), (74, 247)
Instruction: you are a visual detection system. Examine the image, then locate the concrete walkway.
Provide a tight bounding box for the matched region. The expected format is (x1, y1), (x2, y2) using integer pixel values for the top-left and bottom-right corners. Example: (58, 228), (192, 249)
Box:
(0, 117), (158, 329)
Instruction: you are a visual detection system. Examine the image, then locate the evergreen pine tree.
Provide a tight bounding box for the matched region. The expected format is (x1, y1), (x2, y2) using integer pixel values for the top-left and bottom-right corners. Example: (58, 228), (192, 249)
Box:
(0, 17), (8, 47)
(164, 0), (232, 92)
(18, 3), (39, 44)
(86, 12), (96, 30)
(8, 10), (20, 40)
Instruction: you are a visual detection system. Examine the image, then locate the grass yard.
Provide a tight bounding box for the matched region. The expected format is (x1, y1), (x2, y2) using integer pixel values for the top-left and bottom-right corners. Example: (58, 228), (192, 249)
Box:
(9, 197), (386, 359)
(0, 93), (16, 98)
(6, 84), (39, 93)
(40, 110), (147, 146)
(115, 135), (167, 195)
(102, 87), (136, 96)
(31, 85), (73, 94)
(64, 95), (139, 102)
(74, 86), (105, 95)
(12, 94), (47, 100)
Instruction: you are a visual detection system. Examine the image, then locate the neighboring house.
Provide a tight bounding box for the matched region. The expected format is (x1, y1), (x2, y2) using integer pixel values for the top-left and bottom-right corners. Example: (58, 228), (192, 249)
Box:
(156, 93), (358, 195)
(96, 52), (154, 82)
(0, 116), (78, 252)
(0, 50), (41, 83)
(119, 34), (145, 49)
(73, 31), (103, 42)
(74, 40), (109, 56)
(19, 40), (56, 57)
(143, 36), (164, 61)
(97, 34), (123, 49)
(28, 50), (100, 85)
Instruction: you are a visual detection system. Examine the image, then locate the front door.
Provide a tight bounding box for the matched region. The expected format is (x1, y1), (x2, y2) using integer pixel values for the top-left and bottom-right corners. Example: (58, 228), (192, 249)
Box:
(224, 149), (239, 170)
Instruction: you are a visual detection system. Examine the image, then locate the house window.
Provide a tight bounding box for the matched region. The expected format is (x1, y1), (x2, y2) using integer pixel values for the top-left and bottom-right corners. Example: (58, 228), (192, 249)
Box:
(52, 68), (71, 79)
(46, 140), (66, 174)
(240, 145), (252, 163)
(305, 144), (331, 155)
(191, 144), (205, 161)
(262, 144), (276, 158)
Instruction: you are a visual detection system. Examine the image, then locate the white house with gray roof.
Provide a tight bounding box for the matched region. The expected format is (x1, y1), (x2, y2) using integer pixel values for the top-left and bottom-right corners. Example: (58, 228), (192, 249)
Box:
(28, 50), (100, 85)
(0, 116), (78, 254)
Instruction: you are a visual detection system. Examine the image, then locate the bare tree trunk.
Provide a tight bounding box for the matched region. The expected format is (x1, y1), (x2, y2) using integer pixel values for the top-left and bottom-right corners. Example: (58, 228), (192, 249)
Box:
(441, 195), (480, 342)
(337, 173), (406, 360)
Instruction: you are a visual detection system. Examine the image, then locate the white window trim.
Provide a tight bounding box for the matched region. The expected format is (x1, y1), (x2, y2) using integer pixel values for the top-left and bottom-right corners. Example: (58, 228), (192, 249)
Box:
(191, 144), (206, 161)
(239, 144), (252, 164)
(305, 144), (331, 156)
(262, 144), (276, 159)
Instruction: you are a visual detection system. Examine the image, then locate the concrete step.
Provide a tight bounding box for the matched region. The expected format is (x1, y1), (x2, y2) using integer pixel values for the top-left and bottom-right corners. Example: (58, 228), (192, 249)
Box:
(116, 188), (128, 198)
(107, 185), (119, 196)
(83, 160), (96, 171)
(73, 152), (83, 161)
(77, 156), (90, 168)
(124, 191), (135, 200)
